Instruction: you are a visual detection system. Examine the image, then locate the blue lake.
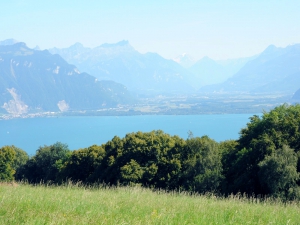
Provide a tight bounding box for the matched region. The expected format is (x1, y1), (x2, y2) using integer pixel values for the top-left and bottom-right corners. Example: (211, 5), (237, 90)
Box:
(0, 114), (258, 155)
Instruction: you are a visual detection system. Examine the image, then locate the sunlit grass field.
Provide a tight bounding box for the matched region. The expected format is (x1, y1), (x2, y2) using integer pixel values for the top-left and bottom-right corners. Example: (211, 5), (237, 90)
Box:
(0, 182), (299, 224)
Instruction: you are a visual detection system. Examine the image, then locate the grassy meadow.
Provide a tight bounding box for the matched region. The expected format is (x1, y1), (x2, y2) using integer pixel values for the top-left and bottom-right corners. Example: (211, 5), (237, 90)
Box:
(0, 183), (299, 224)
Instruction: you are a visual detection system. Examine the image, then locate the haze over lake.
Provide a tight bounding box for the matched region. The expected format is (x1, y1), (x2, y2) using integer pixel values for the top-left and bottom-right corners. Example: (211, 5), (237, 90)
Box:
(0, 114), (257, 155)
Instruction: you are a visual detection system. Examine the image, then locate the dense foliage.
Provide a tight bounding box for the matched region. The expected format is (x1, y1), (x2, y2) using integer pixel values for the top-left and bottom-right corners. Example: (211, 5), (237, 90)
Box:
(16, 142), (70, 182)
(223, 104), (300, 199)
(0, 146), (16, 181)
(2, 104), (300, 200)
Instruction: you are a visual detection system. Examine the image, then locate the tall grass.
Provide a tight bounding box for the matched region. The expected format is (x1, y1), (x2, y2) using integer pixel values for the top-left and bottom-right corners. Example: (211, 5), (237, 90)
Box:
(0, 182), (299, 224)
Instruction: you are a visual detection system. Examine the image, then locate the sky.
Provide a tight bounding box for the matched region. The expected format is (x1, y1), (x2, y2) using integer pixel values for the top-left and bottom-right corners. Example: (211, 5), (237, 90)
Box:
(1, 0), (300, 60)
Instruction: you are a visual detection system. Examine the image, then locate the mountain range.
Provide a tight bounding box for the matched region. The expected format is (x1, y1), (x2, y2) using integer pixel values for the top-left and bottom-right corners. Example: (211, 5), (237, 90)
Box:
(49, 41), (196, 95)
(0, 42), (133, 114)
(200, 44), (300, 95)
(49, 41), (263, 92)
(1, 38), (300, 115)
(173, 54), (256, 87)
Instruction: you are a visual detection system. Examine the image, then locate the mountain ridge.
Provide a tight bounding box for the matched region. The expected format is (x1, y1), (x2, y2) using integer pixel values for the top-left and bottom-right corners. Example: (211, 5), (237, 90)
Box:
(0, 43), (133, 114)
(49, 41), (197, 95)
(199, 44), (300, 95)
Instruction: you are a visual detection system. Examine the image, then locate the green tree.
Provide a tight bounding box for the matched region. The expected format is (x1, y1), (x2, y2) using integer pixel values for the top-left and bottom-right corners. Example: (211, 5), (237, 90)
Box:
(226, 104), (300, 195)
(90, 135), (123, 184)
(219, 140), (238, 193)
(60, 145), (105, 182)
(181, 135), (223, 193)
(0, 146), (16, 181)
(120, 159), (144, 184)
(258, 145), (300, 199)
(20, 142), (70, 183)
(10, 146), (29, 180)
(95, 130), (186, 189)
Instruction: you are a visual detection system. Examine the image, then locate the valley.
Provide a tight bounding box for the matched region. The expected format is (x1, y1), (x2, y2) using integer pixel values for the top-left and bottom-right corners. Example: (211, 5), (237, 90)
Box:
(0, 93), (289, 120)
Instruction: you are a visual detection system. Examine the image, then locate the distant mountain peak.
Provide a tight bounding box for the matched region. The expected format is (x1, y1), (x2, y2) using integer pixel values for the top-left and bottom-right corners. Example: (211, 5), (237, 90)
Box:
(93, 40), (135, 55)
(0, 38), (19, 46)
(173, 53), (195, 68)
(2, 42), (33, 55)
(15, 42), (30, 49)
(194, 56), (218, 66)
(259, 44), (287, 60)
(200, 43), (300, 94)
(263, 44), (278, 53)
(262, 44), (300, 56)
(70, 42), (84, 48)
(201, 56), (213, 61)
(100, 40), (130, 48)
(69, 42), (88, 52)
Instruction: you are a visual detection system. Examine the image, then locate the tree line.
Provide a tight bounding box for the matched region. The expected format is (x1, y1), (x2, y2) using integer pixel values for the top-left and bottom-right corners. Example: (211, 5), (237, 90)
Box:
(1, 104), (300, 200)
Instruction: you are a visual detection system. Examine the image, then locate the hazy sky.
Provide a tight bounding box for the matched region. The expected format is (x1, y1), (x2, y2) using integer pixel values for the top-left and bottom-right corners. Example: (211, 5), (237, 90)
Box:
(1, 0), (300, 60)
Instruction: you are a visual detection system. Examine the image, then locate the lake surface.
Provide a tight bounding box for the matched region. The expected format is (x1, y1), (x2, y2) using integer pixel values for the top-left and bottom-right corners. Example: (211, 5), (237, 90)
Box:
(0, 114), (258, 155)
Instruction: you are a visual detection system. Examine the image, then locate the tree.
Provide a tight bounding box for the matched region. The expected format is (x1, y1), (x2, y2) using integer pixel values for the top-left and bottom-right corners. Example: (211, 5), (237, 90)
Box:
(181, 135), (223, 193)
(0, 146), (16, 181)
(226, 104), (300, 195)
(59, 145), (105, 182)
(258, 145), (299, 199)
(20, 142), (70, 183)
(94, 130), (186, 189)
(219, 140), (238, 193)
(120, 159), (144, 184)
(10, 146), (29, 180)
(239, 104), (300, 151)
